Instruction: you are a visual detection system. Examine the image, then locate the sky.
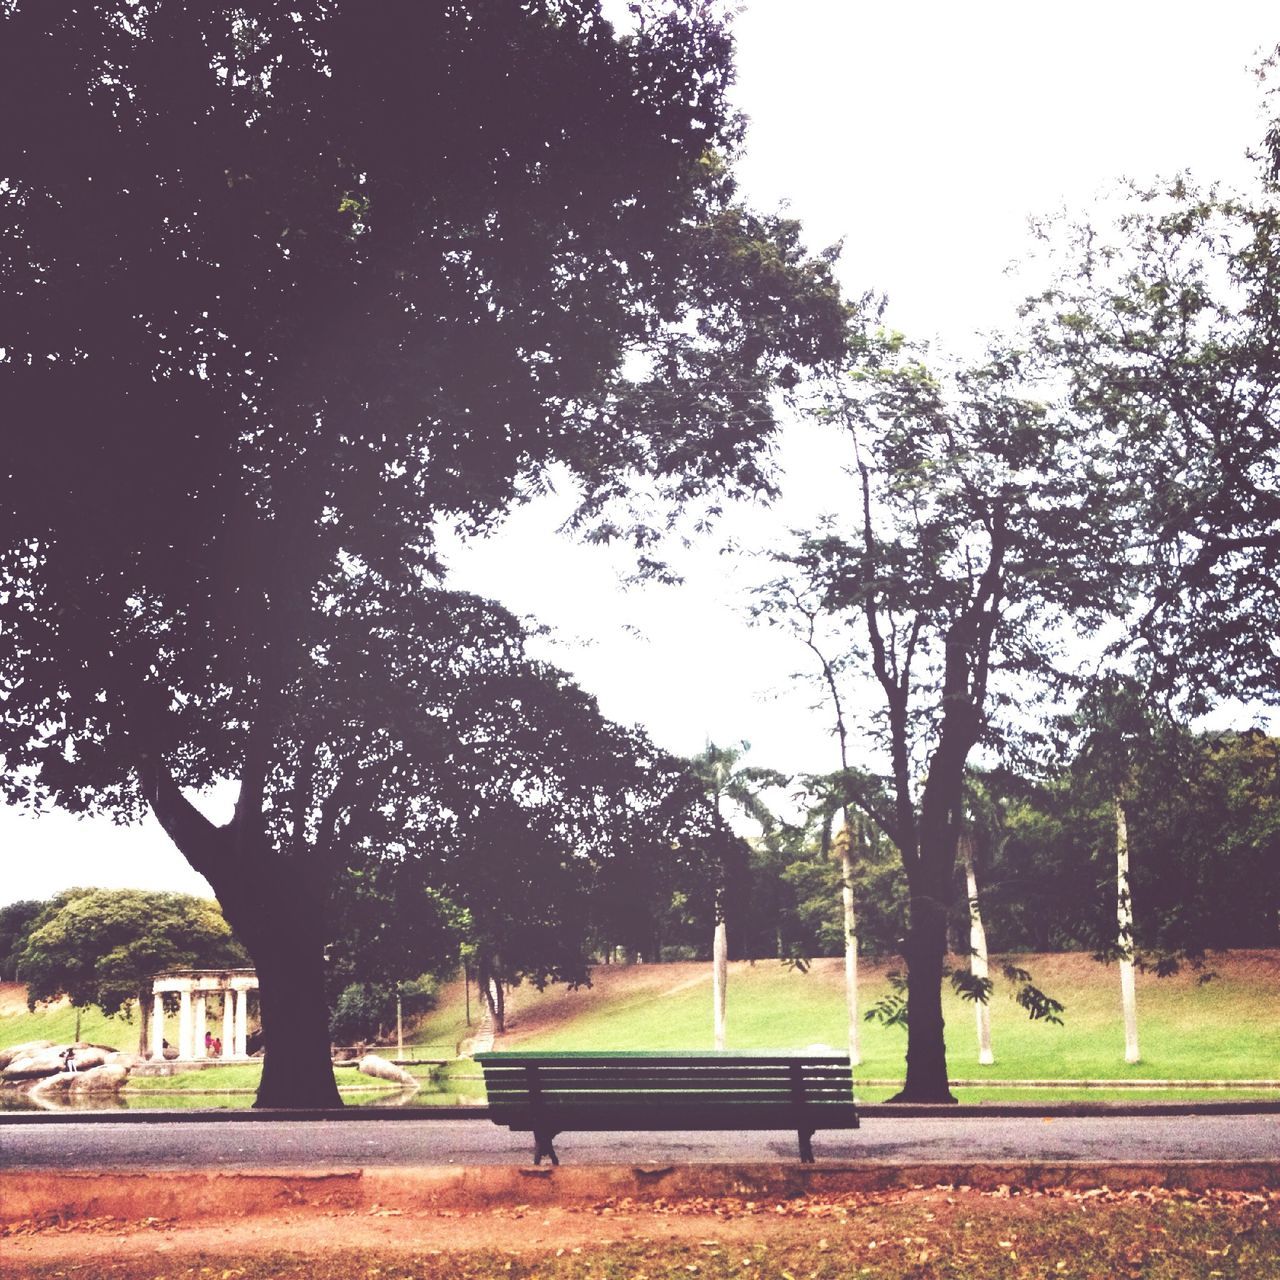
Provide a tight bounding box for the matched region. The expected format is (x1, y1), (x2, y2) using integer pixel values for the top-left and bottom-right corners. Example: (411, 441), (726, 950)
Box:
(3, 1), (1277, 906)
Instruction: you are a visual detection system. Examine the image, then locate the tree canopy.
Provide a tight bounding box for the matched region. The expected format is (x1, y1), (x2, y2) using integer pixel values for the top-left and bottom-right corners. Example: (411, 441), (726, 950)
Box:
(18, 888), (246, 1050)
(1024, 143), (1280, 708)
(0, 0), (850, 1105)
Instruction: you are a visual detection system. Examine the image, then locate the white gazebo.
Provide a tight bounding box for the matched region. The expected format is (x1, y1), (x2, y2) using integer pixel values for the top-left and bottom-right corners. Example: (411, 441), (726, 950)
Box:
(149, 968), (259, 1062)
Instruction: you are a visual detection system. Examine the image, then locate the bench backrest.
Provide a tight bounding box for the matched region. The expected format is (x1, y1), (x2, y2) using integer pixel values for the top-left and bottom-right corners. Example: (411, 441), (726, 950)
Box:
(476, 1051), (855, 1112)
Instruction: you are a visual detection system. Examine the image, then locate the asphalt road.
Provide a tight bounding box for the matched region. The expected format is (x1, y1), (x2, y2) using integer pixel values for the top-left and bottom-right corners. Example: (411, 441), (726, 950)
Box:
(2, 1113), (1277, 1170)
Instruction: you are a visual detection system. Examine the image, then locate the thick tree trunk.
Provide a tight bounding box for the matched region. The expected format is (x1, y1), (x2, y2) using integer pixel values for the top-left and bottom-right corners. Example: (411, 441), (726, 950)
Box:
(249, 916), (342, 1108)
(960, 836), (994, 1066)
(1115, 795), (1140, 1064)
(139, 760), (343, 1109)
(889, 888), (957, 1103)
(712, 918), (728, 1050)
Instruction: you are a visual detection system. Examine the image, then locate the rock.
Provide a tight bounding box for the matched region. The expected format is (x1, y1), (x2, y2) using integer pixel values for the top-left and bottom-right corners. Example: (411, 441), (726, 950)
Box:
(28, 1071), (72, 1096)
(358, 1054), (418, 1088)
(0, 1040), (54, 1074)
(2, 1043), (111, 1081)
(70, 1063), (129, 1092)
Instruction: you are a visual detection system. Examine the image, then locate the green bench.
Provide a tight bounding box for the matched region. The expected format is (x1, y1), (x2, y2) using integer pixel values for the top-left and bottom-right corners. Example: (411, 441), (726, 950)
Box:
(475, 1050), (859, 1165)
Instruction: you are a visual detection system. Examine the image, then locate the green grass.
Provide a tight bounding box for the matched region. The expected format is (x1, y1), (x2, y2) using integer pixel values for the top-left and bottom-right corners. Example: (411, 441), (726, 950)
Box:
(0, 1000), (141, 1053)
(5, 953), (1276, 1108)
(116, 1059), (486, 1108)
(499, 954), (1280, 1083)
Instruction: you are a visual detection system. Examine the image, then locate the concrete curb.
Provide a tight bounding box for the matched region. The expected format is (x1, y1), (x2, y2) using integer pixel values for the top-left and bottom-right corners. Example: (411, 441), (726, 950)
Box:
(3, 1098), (1280, 1124)
(4, 1161), (1279, 1223)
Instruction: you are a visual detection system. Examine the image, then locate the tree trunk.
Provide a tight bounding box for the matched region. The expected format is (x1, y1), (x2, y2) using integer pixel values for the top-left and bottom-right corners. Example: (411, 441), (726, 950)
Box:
(249, 918), (342, 1107)
(477, 953), (504, 1034)
(139, 761), (343, 1109)
(960, 836), (994, 1066)
(1115, 795), (1140, 1064)
(712, 918), (728, 1050)
(839, 822), (861, 1067)
(889, 886), (957, 1103)
(136, 986), (149, 1057)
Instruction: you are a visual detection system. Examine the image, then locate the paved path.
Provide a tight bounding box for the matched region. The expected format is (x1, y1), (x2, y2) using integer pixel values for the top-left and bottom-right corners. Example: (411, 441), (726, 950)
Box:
(3, 1113), (1276, 1170)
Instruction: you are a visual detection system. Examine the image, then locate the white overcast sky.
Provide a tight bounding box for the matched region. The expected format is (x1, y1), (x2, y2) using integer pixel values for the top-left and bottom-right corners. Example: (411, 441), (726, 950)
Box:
(3, 1), (1277, 906)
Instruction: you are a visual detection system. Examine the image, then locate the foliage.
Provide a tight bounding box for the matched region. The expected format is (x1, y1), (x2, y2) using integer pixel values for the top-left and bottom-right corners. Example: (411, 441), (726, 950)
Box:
(776, 780), (908, 961)
(18, 888), (247, 1018)
(685, 741), (787, 944)
(0, 0), (850, 1107)
(327, 977), (437, 1046)
(1024, 153), (1280, 709)
(980, 729), (1280, 958)
(0, 898), (43, 982)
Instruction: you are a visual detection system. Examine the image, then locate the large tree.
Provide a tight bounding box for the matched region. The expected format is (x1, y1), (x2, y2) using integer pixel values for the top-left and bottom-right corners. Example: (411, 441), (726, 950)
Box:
(19, 888), (246, 1053)
(1024, 123), (1280, 708)
(0, 2), (848, 1105)
(759, 338), (1129, 1100)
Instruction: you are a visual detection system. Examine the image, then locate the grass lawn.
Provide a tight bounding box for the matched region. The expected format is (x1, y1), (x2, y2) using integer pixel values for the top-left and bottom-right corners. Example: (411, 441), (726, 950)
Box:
(484, 952), (1280, 1085)
(117, 1059), (486, 1108)
(4, 953), (1276, 1107)
(0, 993), (141, 1055)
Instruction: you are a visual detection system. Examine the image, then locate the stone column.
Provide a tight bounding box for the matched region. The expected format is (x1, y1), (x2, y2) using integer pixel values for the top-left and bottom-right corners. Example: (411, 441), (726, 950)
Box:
(178, 987), (193, 1060)
(235, 987), (249, 1058)
(193, 993), (207, 1059)
(222, 990), (235, 1057)
(151, 993), (166, 1061)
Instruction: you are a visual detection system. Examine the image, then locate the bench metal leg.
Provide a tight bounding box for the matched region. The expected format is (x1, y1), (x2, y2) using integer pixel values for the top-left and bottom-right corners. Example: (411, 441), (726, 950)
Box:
(533, 1130), (560, 1166)
(797, 1129), (815, 1164)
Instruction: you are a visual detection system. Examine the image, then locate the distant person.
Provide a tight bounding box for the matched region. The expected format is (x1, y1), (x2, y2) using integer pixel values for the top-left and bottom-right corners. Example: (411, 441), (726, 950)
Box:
(205, 1030), (214, 1055)
(213, 1036), (223, 1057)
(59, 1046), (77, 1073)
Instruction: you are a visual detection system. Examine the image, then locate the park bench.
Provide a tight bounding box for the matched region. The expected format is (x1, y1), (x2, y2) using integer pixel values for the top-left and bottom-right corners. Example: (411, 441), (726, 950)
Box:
(475, 1050), (859, 1165)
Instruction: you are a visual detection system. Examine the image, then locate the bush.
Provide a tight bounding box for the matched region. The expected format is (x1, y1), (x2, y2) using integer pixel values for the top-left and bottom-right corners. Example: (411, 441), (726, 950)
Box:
(328, 979), (437, 1045)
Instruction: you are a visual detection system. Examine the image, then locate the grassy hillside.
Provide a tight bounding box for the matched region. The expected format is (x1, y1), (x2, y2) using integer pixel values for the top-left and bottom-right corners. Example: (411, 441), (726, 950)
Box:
(6, 953), (1276, 1100)
(0, 983), (142, 1053)
(418, 951), (1280, 1085)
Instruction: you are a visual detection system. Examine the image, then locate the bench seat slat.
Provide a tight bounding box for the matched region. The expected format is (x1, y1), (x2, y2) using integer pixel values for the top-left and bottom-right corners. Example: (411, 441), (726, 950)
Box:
(482, 1072), (852, 1088)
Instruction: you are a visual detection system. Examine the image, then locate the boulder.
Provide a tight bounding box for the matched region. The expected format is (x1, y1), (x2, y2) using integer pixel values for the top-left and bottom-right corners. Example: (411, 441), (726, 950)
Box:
(358, 1054), (418, 1088)
(2, 1043), (111, 1081)
(28, 1071), (72, 1097)
(0, 1040), (54, 1074)
(70, 1063), (129, 1092)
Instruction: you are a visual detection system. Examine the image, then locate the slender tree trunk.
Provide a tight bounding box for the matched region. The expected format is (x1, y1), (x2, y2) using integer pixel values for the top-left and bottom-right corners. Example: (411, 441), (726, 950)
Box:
(839, 821), (861, 1067)
(477, 953), (504, 1034)
(712, 917), (728, 1050)
(1115, 795), (1140, 1064)
(960, 835), (993, 1066)
(136, 986), (149, 1057)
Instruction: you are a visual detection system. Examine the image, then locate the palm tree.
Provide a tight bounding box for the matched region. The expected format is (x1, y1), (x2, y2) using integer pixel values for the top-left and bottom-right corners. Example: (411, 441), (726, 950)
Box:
(688, 741), (784, 1050)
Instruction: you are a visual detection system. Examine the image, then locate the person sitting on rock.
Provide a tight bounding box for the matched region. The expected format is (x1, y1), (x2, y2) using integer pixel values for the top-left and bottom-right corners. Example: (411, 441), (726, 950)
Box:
(59, 1046), (77, 1074)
